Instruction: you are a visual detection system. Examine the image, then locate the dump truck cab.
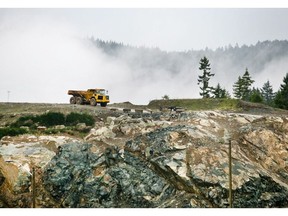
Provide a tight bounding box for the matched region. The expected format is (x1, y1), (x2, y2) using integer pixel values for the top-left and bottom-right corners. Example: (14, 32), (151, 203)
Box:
(87, 88), (110, 107)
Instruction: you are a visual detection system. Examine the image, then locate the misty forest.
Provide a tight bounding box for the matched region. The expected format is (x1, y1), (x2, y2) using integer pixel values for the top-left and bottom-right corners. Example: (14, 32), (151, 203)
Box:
(91, 38), (288, 108)
(2, 24), (288, 106)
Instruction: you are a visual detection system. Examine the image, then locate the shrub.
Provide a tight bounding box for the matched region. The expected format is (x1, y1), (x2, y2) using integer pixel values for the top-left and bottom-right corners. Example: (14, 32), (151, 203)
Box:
(43, 128), (66, 135)
(249, 92), (263, 103)
(0, 127), (28, 139)
(10, 115), (37, 128)
(38, 112), (66, 127)
(66, 112), (95, 126)
(9, 112), (95, 133)
(10, 113), (66, 128)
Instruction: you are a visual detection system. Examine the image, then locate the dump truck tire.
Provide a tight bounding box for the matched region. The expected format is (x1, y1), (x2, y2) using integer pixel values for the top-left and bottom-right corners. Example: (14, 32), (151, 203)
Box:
(100, 102), (107, 107)
(90, 98), (97, 106)
(70, 96), (76, 104)
(76, 97), (83, 105)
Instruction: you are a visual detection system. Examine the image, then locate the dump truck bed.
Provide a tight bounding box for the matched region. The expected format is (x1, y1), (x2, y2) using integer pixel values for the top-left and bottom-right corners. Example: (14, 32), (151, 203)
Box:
(67, 90), (88, 97)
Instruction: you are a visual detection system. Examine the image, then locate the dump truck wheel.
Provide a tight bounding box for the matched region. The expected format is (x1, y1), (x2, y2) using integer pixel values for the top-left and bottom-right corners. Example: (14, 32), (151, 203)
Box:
(70, 96), (76, 104)
(90, 98), (97, 106)
(76, 97), (83, 105)
(100, 102), (107, 107)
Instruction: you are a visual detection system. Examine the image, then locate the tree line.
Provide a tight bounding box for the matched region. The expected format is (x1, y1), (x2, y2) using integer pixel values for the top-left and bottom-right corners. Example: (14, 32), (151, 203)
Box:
(197, 56), (288, 109)
(90, 37), (288, 109)
(91, 38), (288, 79)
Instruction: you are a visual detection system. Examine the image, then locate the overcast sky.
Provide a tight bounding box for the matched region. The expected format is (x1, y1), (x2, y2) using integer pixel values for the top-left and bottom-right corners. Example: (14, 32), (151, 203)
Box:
(69, 8), (288, 51)
(2, 8), (288, 52)
(1, 7), (288, 104)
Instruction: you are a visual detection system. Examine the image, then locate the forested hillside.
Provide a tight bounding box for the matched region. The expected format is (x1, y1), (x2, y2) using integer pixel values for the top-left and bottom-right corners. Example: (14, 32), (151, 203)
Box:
(91, 38), (288, 76)
(88, 38), (288, 105)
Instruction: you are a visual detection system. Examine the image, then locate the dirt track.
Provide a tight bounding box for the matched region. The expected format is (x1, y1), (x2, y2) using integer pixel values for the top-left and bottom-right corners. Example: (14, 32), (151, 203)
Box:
(1, 100), (287, 127)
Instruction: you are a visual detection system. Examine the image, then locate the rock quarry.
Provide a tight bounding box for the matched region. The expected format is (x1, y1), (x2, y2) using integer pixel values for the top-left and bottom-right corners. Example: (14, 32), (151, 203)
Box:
(0, 109), (288, 208)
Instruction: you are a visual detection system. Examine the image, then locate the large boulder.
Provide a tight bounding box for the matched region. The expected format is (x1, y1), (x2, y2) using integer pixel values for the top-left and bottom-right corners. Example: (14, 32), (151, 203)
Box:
(42, 142), (175, 208)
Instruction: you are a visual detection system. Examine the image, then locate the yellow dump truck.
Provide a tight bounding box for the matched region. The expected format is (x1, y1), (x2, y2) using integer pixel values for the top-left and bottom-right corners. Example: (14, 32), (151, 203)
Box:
(68, 88), (110, 107)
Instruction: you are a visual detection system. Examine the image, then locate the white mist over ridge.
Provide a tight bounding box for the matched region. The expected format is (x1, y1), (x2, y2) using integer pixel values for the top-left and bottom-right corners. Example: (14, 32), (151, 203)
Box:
(1, 10), (288, 105)
(0, 12), (199, 105)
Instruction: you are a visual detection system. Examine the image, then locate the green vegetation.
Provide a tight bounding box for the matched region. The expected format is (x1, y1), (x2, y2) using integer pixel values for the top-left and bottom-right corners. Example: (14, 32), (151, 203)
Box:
(10, 115), (37, 128)
(274, 73), (288, 110)
(249, 88), (263, 103)
(213, 83), (230, 99)
(66, 112), (95, 126)
(148, 98), (240, 111)
(0, 127), (28, 139)
(261, 80), (275, 106)
(11, 112), (95, 129)
(10, 112), (65, 128)
(233, 68), (254, 100)
(161, 95), (170, 100)
(37, 112), (66, 127)
(2, 111), (96, 139)
(197, 56), (215, 98)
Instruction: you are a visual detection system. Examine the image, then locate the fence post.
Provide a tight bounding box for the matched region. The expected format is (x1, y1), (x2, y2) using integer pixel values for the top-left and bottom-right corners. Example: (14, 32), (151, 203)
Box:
(228, 139), (232, 208)
(32, 167), (36, 208)
(224, 129), (232, 208)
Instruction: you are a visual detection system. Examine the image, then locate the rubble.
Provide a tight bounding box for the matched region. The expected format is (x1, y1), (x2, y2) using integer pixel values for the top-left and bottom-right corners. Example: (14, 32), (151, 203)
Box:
(0, 111), (288, 208)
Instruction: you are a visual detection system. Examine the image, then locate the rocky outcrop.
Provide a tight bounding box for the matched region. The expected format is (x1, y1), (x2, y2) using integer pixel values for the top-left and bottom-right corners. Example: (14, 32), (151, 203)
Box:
(0, 135), (82, 207)
(0, 111), (288, 208)
(42, 143), (175, 208)
(124, 118), (288, 208)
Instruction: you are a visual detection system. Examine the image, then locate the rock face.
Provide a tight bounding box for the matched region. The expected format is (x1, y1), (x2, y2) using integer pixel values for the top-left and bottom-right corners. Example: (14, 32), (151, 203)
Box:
(42, 143), (175, 208)
(0, 111), (288, 208)
(0, 135), (82, 207)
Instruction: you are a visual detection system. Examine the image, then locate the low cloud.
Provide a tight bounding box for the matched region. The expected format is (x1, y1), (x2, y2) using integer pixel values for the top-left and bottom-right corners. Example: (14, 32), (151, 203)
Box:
(0, 12), (199, 104)
(0, 10), (287, 105)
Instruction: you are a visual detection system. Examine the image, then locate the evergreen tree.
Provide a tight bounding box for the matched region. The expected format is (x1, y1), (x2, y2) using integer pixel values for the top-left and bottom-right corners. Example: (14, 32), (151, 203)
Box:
(233, 68), (254, 100)
(225, 90), (231, 98)
(233, 76), (244, 99)
(274, 73), (288, 109)
(162, 95), (170, 100)
(241, 68), (255, 100)
(261, 80), (275, 105)
(249, 87), (263, 103)
(197, 56), (215, 98)
(213, 83), (230, 98)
